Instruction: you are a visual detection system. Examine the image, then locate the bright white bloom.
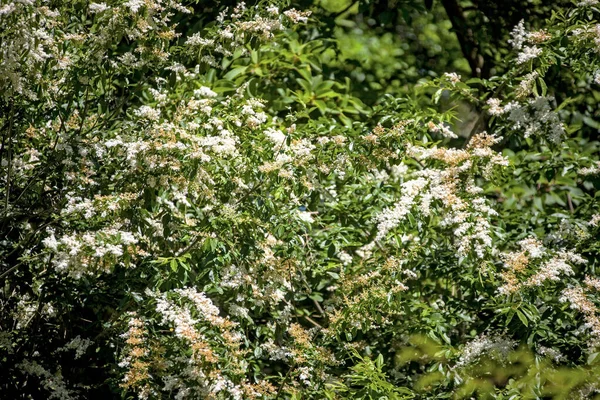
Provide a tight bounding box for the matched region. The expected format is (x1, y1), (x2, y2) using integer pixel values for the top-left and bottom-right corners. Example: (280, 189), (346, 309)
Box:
(444, 72), (461, 85)
(186, 33), (215, 47)
(133, 105), (161, 121)
(579, 161), (600, 176)
(89, 3), (109, 13)
(297, 210), (315, 223)
(42, 233), (59, 251)
(509, 20), (527, 49)
(518, 237), (545, 258)
(338, 251), (353, 266)
(517, 45), (542, 64)
(283, 9), (311, 23)
(428, 122), (458, 139)
(194, 86), (217, 98)
(487, 98), (505, 116)
(123, 0), (144, 13)
(264, 127), (287, 147)
(391, 162), (409, 178)
(0, 3), (16, 16)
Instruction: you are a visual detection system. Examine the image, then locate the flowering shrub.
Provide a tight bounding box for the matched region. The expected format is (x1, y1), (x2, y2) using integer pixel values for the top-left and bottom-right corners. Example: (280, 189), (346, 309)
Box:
(1, 0), (600, 398)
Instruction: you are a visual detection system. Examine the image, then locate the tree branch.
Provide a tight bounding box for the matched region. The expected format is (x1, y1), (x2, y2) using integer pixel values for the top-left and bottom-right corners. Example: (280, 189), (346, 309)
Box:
(440, 0), (487, 78)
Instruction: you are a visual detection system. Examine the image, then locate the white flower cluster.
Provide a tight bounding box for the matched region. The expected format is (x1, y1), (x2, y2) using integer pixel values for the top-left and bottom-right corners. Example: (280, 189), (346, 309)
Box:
(137, 288), (262, 399)
(338, 251), (353, 266)
(579, 161), (600, 176)
(499, 238), (587, 294)
(14, 295), (37, 330)
(443, 72), (461, 85)
(18, 360), (76, 400)
(174, 288), (231, 328)
(133, 105), (161, 121)
(123, 0), (144, 13)
(508, 20), (546, 64)
(43, 227), (139, 278)
(241, 99), (268, 128)
(89, 2), (109, 13)
(428, 121), (458, 139)
(0, 1), (58, 98)
(197, 129), (239, 157)
(194, 86), (217, 98)
(537, 346), (565, 362)
(487, 90), (568, 145)
(56, 335), (93, 360)
(297, 210), (315, 224)
(283, 8), (312, 23)
(503, 97), (565, 143)
(264, 127), (287, 148)
(525, 250), (586, 286)
(259, 126), (320, 176)
(486, 98), (504, 116)
(516, 46), (543, 64)
(560, 286), (600, 340)
(457, 334), (517, 367)
(368, 133), (506, 259)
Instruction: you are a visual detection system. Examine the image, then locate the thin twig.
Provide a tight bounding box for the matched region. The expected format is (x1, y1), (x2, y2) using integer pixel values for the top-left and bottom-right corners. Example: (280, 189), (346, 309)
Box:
(304, 315), (324, 329)
(3, 103), (15, 218)
(567, 193), (574, 213)
(274, 368), (292, 400)
(0, 261), (23, 280)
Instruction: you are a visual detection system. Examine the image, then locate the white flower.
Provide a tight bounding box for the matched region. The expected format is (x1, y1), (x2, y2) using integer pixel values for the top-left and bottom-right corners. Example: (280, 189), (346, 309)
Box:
(518, 237), (545, 258)
(338, 251), (353, 266)
(89, 3), (109, 13)
(487, 98), (505, 116)
(283, 9), (311, 23)
(428, 122), (457, 139)
(297, 210), (315, 223)
(0, 3), (16, 16)
(194, 86), (217, 98)
(391, 163), (408, 178)
(42, 234), (59, 251)
(579, 161), (600, 176)
(123, 0), (144, 13)
(516, 46), (542, 64)
(60, 336), (93, 359)
(457, 335), (517, 367)
(508, 20), (527, 49)
(186, 33), (215, 47)
(133, 105), (161, 121)
(443, 72), (461, 85)
(264, 128), (287, 147)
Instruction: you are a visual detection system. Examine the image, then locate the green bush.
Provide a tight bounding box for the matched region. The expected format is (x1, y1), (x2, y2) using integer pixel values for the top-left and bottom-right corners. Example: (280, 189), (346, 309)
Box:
(1, 0), (600, 398)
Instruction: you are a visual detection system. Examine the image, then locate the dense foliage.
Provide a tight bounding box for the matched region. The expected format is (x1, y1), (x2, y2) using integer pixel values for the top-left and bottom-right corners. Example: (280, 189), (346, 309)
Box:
(1, 0), (600, 398)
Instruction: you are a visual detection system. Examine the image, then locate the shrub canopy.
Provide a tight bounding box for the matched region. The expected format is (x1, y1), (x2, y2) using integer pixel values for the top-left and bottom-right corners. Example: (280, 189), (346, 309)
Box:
(1, 0), (600, 398)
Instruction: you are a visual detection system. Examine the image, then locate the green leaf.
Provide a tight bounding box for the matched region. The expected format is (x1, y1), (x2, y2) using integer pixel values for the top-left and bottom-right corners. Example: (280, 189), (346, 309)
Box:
(516, 310), (529, 327)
